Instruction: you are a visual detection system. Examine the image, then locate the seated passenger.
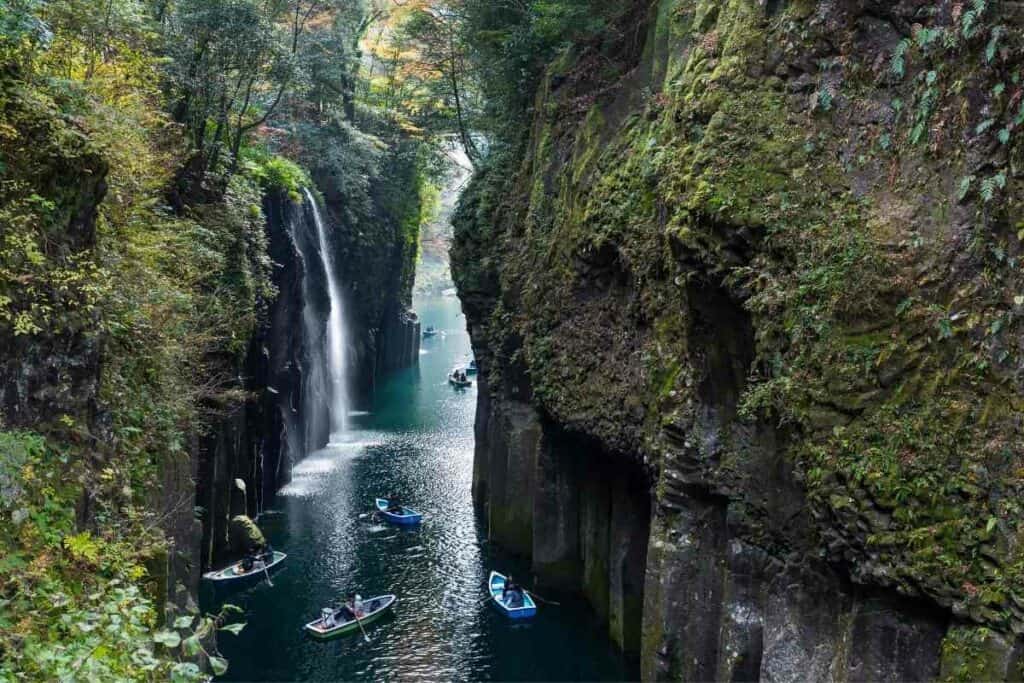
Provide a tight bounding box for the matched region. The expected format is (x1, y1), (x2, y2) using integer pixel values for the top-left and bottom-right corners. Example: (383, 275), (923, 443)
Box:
(502, 576), (524, 607)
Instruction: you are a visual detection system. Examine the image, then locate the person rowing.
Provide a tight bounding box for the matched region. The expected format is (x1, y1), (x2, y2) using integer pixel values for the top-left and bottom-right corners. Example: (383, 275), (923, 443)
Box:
(231, 515), (271, 573)
(338, 592), (364, 622)
(502, 575), (524, 608)
(386, 493), (403, 514)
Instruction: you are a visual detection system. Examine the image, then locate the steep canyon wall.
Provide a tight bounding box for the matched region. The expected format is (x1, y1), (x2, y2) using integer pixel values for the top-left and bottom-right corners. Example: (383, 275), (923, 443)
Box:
(454, 0), (1024, 679)
(199, 178), (422, 568)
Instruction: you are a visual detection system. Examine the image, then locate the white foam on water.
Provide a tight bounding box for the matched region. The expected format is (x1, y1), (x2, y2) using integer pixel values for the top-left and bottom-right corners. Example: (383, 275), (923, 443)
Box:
(291, 458), (339, 476)
(278, 480), (318, 498)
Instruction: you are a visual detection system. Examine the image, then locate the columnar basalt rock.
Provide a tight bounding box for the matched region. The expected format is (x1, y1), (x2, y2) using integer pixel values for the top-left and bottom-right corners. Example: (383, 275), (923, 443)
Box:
(453, 0), (1024, 678)
(199, 180), (423, 567)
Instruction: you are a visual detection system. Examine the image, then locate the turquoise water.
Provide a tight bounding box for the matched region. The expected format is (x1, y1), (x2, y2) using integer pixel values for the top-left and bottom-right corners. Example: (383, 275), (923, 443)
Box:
(211, 295), (634, 682)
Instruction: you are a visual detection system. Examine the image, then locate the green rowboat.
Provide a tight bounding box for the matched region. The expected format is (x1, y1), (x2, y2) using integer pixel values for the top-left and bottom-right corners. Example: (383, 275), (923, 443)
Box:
(303, 595), (397, 640)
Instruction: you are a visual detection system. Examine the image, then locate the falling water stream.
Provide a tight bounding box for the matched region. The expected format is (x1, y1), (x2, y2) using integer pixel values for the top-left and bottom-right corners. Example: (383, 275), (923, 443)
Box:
(304, 188), (349, 444)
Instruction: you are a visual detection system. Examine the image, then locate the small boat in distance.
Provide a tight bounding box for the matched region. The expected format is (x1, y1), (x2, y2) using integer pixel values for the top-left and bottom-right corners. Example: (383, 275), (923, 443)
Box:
(375, 498), (423, 526)
(449, 370), (472, 388)
(488, 571), (537, 619)
(466, 359), (478, 375)
(202, 551), (287, 586)
(304, 594), (397, 640)
(422, 326), (438, 338)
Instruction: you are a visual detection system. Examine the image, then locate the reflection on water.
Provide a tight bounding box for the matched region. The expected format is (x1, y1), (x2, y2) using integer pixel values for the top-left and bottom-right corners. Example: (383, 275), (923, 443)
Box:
(212, 295), (634, 682)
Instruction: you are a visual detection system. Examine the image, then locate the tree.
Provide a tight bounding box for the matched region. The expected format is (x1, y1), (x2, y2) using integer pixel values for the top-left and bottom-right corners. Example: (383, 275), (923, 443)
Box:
(160, 0), (349, 184)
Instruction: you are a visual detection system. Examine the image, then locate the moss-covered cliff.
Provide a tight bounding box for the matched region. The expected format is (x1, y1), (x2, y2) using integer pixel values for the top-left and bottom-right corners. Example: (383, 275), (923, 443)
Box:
(0, 27), (424, 681)
(453, 0), (1024, 679)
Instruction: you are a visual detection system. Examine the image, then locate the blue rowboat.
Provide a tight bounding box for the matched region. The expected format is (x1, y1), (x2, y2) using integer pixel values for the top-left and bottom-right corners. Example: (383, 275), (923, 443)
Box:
(375, 498), (423, 526)
(466, 360), (478, 375)
(488, 571), (537, 619)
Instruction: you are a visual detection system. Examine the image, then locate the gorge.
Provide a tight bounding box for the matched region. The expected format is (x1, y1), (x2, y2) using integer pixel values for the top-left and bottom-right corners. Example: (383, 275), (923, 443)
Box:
(6, 0), (1024, 681)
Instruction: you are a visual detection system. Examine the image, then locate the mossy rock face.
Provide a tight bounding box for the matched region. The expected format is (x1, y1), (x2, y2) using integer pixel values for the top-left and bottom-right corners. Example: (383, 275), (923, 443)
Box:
(453, 0), (1024, 659)
(940, 624), (1024, 683)
(0, 72), (108, 431)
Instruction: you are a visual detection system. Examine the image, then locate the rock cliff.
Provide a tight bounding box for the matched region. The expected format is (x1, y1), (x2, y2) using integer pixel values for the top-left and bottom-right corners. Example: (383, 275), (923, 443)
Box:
(453, 0), (1024, 679)
(198, 175), (422, 567)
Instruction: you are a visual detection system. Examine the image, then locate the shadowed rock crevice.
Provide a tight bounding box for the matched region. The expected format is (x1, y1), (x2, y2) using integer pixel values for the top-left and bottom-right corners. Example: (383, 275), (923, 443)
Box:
(686, 278), (755, 419)
(472, 396), (652, 657)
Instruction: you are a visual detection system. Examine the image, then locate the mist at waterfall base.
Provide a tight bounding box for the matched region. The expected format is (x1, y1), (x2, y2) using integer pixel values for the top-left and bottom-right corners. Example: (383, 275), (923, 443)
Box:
(212, 295), (633, 682)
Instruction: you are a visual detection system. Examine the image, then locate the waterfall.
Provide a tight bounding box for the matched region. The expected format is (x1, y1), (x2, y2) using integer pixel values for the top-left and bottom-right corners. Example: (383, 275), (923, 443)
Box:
(303, 188), (349, 445)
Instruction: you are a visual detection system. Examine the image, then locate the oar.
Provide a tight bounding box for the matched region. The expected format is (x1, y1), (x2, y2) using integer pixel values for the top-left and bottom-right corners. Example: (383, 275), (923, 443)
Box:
(262, 557), (274, 587)
(359, 504), (385, 520)
(353, 609), (371, 643)
(526, 588), (559, 606)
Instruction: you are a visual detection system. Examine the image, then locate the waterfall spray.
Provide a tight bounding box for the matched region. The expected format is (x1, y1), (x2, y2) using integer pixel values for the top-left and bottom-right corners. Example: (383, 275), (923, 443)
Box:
(303, 189), (349, 444)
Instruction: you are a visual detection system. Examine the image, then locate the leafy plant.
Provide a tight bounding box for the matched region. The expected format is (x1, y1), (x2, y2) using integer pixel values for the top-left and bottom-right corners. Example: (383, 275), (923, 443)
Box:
(980, 171), (1007, 202)
(957, 175), (976, 201)
(891, 38), (911, 78)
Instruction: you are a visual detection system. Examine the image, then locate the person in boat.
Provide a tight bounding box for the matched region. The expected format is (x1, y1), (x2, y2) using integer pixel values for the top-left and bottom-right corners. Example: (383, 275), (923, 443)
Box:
(502, 576), (524, 608)
(386, 494), (403, 514)
(241, 542), (274, 572)
(338, 592), (364, 622)
(230, 515), (268, 572)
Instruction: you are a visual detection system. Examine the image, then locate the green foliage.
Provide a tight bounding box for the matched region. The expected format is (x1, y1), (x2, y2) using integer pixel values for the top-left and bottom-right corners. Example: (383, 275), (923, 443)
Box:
(530, 0), (608, 47)
(961, 0), (988, 39)
(241, 149), (311, 201)
(0, 431), (245, 681)
(891, 38), (910, 78)
(459, 0), (629, 140)
(0, 0), (440, 678)
(980, 171), (1006, 202)
(454, 0), (1024, 643)
(957, 175), (976, 201)
(0, 4), (282, 678)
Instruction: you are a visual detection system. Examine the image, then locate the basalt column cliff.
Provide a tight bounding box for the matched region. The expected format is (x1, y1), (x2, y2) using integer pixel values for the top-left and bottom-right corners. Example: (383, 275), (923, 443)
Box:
(197, 165), (424, 570)
(453, 1), (1024, 679)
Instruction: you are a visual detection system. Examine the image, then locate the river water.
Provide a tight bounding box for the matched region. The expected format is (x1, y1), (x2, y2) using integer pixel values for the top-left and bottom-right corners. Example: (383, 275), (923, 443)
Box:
(214, 295), (634, 682)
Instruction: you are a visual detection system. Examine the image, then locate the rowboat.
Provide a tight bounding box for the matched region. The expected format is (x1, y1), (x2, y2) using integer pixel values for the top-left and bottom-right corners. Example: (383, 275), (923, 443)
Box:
(466, 360), (478, 375)
(202, 551), (287, 585)
(375, 498), (423, 526)
(304, 595), (397, 640)
(488, 571), (537, 619)
(423, 326), (438, 338)
(448, 372), (472, 388)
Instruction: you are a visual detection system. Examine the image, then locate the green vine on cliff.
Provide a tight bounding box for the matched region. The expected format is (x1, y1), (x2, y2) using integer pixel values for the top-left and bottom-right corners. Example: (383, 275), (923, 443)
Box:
(0, 431), (246, 681)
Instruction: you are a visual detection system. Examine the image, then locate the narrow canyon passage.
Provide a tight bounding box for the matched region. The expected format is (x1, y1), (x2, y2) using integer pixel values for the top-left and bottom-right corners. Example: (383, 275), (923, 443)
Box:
(210, 295), (633, 681)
